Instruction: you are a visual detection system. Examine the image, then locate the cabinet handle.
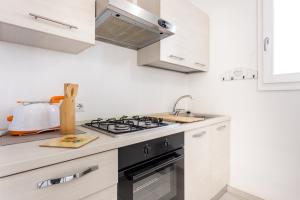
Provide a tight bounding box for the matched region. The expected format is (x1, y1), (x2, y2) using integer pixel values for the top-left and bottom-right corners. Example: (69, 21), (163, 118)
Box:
(29, 13), (78, 29)
(195, 62), (206, 67)
(37, 165), (98, 189)
(217, 125), (226, 131)
(192, 131), (206, 138)
(169, 55), (185, 61)
(264, 37), (270, 52)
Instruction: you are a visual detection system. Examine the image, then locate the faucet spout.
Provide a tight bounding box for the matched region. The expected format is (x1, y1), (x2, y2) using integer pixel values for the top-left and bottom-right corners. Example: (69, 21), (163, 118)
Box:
(172, 95), (193, 115)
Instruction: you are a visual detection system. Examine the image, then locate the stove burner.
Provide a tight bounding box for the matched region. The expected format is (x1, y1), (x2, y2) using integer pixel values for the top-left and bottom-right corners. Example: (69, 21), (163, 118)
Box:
(83, 115), (170, 136)
(107, 118), (117, 122)
(120, 116), (128, 120)
(114, 124), (130, 131)
(145, 121), (152, 126)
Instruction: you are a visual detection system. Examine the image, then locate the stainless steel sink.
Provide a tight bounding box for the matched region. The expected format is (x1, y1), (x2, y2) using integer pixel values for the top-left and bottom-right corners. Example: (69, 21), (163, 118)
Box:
(171, 112), (220, 120)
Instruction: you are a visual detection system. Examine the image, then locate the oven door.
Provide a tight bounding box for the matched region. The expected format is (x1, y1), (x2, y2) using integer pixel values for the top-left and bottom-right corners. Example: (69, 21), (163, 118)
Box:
(118, 149), (184, 200)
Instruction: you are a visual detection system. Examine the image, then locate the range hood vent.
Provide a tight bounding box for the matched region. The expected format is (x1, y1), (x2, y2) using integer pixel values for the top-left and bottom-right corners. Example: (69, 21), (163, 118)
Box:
(95, 0), (175, 50)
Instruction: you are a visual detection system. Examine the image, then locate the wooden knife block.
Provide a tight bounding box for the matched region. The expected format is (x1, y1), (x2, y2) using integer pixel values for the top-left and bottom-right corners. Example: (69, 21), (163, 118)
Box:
(60, 83), (78, 135)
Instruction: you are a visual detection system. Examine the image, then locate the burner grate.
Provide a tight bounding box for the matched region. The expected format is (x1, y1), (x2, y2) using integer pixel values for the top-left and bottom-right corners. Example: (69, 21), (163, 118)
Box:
(83, 116), (168, 135)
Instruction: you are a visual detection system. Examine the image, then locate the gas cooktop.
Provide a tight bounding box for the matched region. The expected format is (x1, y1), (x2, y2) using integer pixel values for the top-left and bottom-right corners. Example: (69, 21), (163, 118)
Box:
(82, 116), (172, 137)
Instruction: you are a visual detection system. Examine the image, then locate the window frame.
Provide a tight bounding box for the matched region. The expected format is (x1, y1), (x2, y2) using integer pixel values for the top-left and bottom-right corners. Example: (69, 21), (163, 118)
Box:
(258, 0), (300, 90)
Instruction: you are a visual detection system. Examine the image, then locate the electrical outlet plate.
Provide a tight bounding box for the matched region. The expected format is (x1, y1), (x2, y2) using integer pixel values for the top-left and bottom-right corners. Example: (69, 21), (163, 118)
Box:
(76, 103), (84, 112)
(0, 129), (7, 136)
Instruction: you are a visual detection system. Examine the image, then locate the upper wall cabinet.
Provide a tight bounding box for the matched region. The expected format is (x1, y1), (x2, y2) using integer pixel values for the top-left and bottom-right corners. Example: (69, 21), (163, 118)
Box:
(137, 0), (209, 73)
(0, 0), (95, 53)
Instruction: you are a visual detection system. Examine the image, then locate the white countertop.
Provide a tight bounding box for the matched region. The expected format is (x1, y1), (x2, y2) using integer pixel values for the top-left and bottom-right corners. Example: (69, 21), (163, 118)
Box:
(0, 115), (230, 178)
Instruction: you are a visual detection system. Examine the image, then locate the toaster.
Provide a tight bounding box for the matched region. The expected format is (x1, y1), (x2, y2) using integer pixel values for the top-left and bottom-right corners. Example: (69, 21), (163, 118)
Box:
(7, 96), (64, 136)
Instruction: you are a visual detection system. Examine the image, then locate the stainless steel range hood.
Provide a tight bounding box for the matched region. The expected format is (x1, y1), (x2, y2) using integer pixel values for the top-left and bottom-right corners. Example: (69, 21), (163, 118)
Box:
(95, 0), (175, 50)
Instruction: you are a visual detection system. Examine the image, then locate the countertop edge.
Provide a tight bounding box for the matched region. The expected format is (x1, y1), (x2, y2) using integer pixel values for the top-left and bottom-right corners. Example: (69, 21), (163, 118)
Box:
(0, 116), (230, 178)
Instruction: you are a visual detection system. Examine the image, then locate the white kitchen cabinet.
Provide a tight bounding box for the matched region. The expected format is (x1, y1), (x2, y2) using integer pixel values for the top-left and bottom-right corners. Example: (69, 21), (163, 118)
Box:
(137, 0), (209, 73)
(185, 126), (212, 200)
(185, 121), (230, 200)
(0, 0), (95, 53)
(82, 185), (117, 200)
(0, 150), (118, 200)
(210, 122), (230, 197)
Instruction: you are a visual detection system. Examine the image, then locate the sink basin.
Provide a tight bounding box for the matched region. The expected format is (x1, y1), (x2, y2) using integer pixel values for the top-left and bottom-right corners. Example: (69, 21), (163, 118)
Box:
(150, 112), (220, 123)
(172, 112), (220, 120)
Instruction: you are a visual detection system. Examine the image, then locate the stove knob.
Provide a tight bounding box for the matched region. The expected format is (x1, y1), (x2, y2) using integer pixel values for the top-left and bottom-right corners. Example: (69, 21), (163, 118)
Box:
(164, 139), (169, 148)
(144, 144), (151, 155)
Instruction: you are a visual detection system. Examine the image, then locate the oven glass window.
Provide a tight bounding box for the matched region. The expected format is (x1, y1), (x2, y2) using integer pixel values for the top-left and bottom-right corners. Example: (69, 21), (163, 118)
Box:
(133, 165), (182, 200)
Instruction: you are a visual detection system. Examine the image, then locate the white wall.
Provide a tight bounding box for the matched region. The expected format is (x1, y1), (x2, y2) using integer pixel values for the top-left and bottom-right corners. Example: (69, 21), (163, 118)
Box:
(0, 41), (188, 128)
(189, 0), (300, 199)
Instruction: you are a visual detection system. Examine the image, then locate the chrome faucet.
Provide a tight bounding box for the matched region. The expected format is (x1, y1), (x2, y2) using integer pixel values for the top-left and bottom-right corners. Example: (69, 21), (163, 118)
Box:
(172, 95), (193, 115)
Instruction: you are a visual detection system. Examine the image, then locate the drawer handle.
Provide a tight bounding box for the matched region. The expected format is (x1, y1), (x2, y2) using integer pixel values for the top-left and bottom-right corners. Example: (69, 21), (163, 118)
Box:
(217, 125), (227, 131)
(37, 165), (98, 189)
(29, 13), (78, 30)
(169, 55), (185, 61)
(192, 131), (206, 138)
(195, 62), (206, 67)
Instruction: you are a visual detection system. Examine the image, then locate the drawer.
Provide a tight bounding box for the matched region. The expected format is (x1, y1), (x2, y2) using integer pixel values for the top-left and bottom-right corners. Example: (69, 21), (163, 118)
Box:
(0, 150), (118, 200)
(0, 0), (95, 44)
(82, 185), (117, 200)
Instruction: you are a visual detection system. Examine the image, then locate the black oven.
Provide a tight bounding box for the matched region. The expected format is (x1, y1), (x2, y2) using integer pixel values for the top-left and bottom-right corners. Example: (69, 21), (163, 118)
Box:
(118, 133), (184, 200)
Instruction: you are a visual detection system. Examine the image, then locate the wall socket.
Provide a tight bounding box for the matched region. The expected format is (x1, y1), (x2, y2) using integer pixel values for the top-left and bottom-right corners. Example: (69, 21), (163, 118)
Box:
(76, 103), (85, 112)
(0, 129), (7, 136)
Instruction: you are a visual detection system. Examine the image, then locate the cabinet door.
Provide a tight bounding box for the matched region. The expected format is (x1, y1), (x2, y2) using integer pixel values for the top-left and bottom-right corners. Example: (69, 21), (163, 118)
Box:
(210, 122), (230, 196)
(161, 0), (209, 71)
(82, 185), (117, 200)
(187, 9), (209, 70)
(160, 0), (190, 67)
(0, 0), (95, 53)
(137, 0), (209, 72)
(185, 127), (211, 200)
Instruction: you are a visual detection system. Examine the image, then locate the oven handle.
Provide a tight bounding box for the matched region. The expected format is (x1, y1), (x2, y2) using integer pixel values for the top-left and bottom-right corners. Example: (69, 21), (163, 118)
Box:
(126, 155), (184, 181)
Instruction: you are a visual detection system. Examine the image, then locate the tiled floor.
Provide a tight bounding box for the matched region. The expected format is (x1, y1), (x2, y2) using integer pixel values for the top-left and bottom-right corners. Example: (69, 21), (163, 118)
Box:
(220, 192), (246, 200)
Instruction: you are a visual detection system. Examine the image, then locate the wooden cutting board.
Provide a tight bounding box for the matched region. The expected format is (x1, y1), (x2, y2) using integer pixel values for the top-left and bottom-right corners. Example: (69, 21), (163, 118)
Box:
(40, 134), (98, 149)
(150, 114), (205, 123)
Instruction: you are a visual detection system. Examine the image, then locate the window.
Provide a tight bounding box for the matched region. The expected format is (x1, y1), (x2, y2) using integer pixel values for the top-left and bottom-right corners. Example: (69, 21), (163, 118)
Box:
(258, 0), (300, 90)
